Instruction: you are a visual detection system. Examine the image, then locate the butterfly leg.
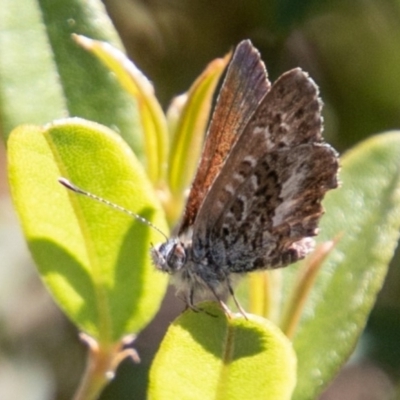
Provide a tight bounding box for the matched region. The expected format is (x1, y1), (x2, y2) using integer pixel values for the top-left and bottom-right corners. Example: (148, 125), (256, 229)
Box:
(177, 288), (201, 312)
(227, 282), (248, 320)
(203, 283), (234, 318)
(187, 286), (201, 312)
(180, 287), (217, 317)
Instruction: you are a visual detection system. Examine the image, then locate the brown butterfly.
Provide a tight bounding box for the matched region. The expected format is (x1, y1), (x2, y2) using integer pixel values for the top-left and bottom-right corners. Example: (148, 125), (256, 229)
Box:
(150, 40), (339, 315)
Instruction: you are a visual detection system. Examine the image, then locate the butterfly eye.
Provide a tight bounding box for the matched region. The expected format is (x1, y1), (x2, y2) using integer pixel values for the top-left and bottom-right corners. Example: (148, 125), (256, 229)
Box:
(169, 243), (186, 270)
(151, 240), (187, 273)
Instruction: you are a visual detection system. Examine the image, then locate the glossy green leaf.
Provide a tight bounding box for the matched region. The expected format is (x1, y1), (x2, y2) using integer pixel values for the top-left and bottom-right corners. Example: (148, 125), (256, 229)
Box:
(0, 0), (66, 135)
(167, 53), (230, 198)
(0, 0), (140, 154)
(7, 118), (168, 343)
(149, 302), (296, 400)
(284, 132), (400, 399)
(73, 34), (169, 185)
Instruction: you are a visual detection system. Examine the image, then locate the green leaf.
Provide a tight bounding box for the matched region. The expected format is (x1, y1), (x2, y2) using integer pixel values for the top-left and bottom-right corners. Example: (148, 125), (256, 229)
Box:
(0, 0), (140, 154)
(73, 34), (169, 185)
(7, 118), (168, 343)
(167, 53), (230, 198)
(0, 0), (66, 135)
(149, 303), (296, 400)
(285, 132), (400, 399)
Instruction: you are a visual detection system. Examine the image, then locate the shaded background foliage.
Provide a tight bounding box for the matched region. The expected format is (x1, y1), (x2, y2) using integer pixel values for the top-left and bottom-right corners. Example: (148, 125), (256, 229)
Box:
(1, 0), (400, 399)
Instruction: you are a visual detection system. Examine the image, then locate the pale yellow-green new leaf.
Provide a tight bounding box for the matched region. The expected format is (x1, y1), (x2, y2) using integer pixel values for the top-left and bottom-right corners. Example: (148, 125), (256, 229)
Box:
(8, 118), (168, 343)
(166, 53), (231, 199)
(149, 303), (296, 400)
(73, 34), (169, 185)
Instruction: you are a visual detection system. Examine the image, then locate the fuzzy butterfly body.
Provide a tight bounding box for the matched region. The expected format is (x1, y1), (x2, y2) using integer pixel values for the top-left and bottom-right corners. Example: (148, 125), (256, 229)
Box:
(151, 40), (339, 312)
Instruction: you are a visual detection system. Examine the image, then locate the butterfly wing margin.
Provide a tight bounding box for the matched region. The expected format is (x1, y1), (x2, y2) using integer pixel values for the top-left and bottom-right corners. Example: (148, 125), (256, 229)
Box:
(178, 40), (271, 234)
(191, 69), (339, 271)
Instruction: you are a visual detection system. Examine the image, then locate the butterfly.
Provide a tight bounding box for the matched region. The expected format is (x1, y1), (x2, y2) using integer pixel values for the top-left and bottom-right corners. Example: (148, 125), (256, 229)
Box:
(150, 40), (339, 315)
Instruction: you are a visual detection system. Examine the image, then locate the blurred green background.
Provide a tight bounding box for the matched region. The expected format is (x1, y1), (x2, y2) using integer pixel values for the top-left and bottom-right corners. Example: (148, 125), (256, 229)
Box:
(1, 0), (400, 399)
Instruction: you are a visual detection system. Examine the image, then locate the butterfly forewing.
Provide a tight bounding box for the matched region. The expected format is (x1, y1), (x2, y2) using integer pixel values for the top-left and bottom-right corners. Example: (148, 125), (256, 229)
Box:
(178, 40), (271, 234)
(192, 68), (338, 271)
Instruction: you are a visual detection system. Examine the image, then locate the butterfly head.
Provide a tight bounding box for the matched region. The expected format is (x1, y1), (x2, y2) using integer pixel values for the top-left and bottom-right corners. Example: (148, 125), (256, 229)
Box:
(151, 238), (187, 274)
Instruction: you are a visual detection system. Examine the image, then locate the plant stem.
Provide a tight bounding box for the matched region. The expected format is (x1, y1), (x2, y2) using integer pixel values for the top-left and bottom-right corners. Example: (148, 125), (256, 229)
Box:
(73, 333), (138, 400)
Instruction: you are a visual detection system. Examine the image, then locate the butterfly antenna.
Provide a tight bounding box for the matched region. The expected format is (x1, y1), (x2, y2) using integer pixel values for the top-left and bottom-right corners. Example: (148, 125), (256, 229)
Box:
(58, 177), (168, 240)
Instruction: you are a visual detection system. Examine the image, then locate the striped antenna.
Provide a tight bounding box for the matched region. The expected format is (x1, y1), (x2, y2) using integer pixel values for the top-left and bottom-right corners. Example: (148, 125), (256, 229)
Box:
(58, 177), (168, 240)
